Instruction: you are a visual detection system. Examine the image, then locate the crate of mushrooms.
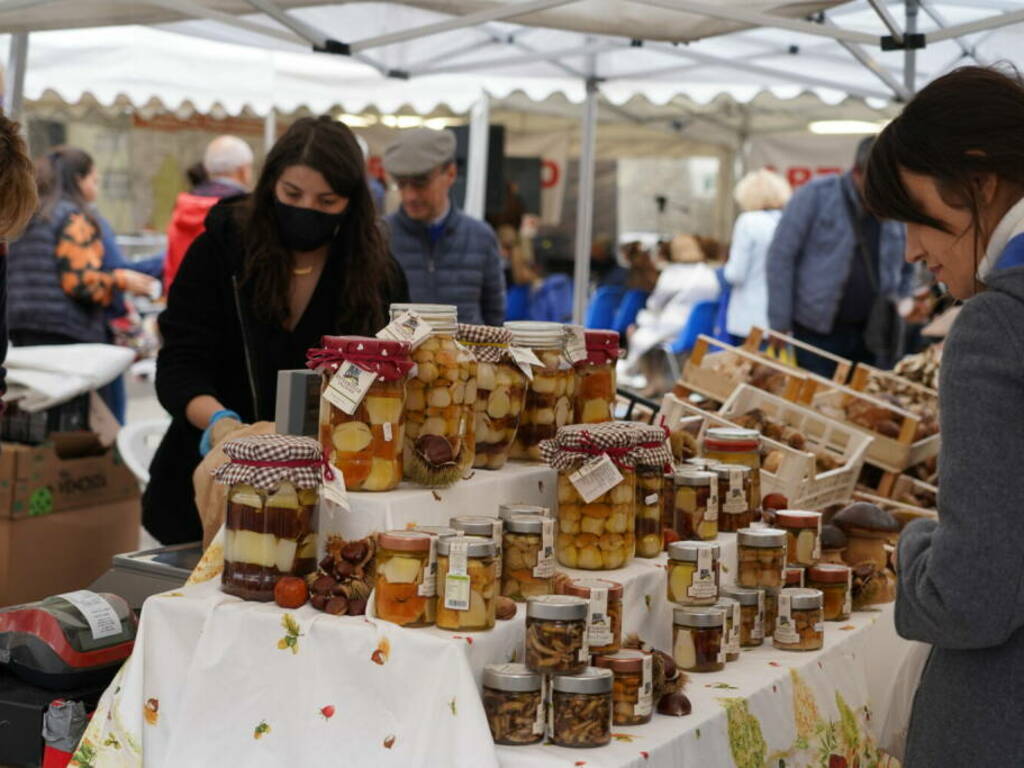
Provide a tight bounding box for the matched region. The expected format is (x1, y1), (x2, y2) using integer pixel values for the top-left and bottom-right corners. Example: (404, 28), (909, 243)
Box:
(680, 334), (810, 403)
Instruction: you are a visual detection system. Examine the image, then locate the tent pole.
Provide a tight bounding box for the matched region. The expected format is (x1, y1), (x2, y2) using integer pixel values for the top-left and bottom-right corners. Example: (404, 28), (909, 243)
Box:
(572, 75), (598, 325)
(263, 109), (277, 156)
(464, 93), (491, 221)
(3, 31), (28, 124)
(904, 0), (919, 95)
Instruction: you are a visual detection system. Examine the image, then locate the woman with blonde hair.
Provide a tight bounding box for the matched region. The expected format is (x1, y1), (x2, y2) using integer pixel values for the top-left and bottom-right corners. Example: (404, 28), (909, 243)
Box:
(723, 168), (791, 341)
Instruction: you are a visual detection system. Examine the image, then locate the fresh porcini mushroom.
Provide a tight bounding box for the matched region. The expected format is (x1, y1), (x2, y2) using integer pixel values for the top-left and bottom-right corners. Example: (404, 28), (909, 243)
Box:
(819, 524), (848, 565)
(832, 502), (899, 570)
(850, 561), (897, 609)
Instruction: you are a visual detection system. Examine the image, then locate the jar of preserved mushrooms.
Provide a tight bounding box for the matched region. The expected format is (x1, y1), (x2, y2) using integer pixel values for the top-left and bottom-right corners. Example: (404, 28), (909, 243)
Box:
(375, 531), (433, 627)
(564, 578), (624, 655)
(216, 435), (322, 601)
(672, 606), (726, 673)
(482, 663), (545, 745)
(773, 588), (824, 651)
(550, 668), (614, 748)
(502, 514), (555, 601)
(505, 321), (576, 460)
(574, 330), (619, 424)
(775, 510), (823, 566)
(526, 595), (589, 675)
(457, 323), (527, 470)
(714, 463), (754, 532)
(451, 515), (504, 577)
(388, 303), (476, 486)
(436, 536), (497, 631)
(666, 541), (720, 606)
(721, 585), (765, 647)
(593, 649), (653, 726)
(674, 470), (719, 541)
(806, 564), (852, 621)
(635, 465), (665, 557)
(703, 427), (761, 511)
(714, 597), (741, 661)
(736, 527), (787, 589)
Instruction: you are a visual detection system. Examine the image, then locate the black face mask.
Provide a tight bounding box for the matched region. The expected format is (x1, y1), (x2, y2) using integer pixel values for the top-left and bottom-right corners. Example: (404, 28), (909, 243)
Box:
(274, 198), (343, 252)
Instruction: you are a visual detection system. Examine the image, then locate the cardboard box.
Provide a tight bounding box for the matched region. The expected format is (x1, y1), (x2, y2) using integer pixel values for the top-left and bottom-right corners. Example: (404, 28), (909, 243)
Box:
(0, 496), (141, 607)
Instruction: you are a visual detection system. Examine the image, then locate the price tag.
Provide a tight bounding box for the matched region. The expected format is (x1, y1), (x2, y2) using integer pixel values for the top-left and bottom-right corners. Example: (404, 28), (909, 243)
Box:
(564, 325), (587, 364)
(509, 346), (543, 380)
(569, 455), (623, 504)
(775, 593), (800, 644)
(635, 653), (654, 717)
(418, 536), (438, 598)
(58, 590), (121, 640)
(644, 492), (659, 507)
(533, 518), (556, 579)
(323, 361), (376, 415)
(492, 519), (504, 578)
(722, 468), (747, 514)
(706, 477), (719, 522)
(444, 538), (471, 611)
(587, 587), (612, 647)
(754, 590), (765, 641)
(321, 466), (350, 511)
(687, 547), (717, 599)
(534, 677), (547, 736)
(376, 310), (432, 349)
(383, 421), (393, 442)
(729, 602), (741, 653)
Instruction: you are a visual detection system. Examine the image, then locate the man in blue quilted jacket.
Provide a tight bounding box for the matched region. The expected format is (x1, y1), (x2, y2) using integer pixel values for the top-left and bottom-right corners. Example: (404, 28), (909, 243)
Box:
(383, 128), (506, 325)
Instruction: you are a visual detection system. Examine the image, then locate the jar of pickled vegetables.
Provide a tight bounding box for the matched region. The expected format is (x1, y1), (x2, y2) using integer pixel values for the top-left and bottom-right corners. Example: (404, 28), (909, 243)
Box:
(673, 470), (719, 541)
(502, 514), (555, 601)
(451, 515), (504, 577)
(736, 527), (786, 589)
(667, 541), (720, 606)
(482, 663), (545, 745)
(564, 578), (624, 655)
(375, 531), (434, 627)
(308, 335), (413, 492)
(773, 588), (824, 651)
(714, 597), (741, 661)
(574, 330), (619, 424)
(714, 463), (754, 532)
(436, 536), (497, 631)
(550, 668), (614, 748)
(457, 323), (527, 470)
(672, 606), (725, 673)
(593, 649), (653, 726)
(389, 304), (476, 486)
(703, 427), (760, 511)
(505, 321), (576, 460)
(806, 563), (852, 621)
(775, 510), (823, 567)
(721, 585), (765, 647)
(525, 595), (589, 674)
(635, 465), (665, 558)
(216, 435), (322, 601)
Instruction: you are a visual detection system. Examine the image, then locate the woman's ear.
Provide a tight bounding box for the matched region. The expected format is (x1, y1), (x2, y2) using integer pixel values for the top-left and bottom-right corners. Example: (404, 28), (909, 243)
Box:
(972, 171), (999, 205)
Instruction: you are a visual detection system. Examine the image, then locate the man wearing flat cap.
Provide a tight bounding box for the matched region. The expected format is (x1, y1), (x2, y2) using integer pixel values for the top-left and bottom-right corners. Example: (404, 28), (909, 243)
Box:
(384, 128), (506, 325)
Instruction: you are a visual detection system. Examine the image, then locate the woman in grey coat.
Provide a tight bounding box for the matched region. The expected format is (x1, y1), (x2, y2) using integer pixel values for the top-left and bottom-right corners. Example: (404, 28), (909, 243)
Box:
(865, 65), (1024, 767)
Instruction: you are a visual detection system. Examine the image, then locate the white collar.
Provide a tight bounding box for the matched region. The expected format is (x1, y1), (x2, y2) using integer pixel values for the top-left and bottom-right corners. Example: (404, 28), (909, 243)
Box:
(979, 195), (1024, 280)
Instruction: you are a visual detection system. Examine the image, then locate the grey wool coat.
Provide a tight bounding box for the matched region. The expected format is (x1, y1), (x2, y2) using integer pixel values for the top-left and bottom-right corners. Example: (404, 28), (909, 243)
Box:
(896, 264), (1024, 767)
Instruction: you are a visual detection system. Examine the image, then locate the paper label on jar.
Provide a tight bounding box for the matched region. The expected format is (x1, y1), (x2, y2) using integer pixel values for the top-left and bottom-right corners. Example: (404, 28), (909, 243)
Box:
(418, 536), (438, 597)
(492, 519), (503, 578)
(444, 538), (471, 611)
(644, 492), (659, 507)
(534, 677), (547, 736)
(323, 361), (377, 416)
(844, 570), (853, 617)
(722, 468), (747, 514)
(569, 454), (624, 504)
(383, 421), (393, 442)
(775, 593), (800, 644)
(814, 622), (824, 634)
(564, 326), (588, 364)
(587, 587), (613, 647)
(754, 590), (765, 640)
(729, 603), (741, 653)
(376, 310), (432, 349)
(58, 590), (121, 640)
(322, 466), (350, 511)
(533, 518), (556, 579)
(688, 548), (717, 599)
(636, 653), (654, 717)
(706, 479), (719, 522)
(813, 515), (822, 561)
(509, 346), (542, 380)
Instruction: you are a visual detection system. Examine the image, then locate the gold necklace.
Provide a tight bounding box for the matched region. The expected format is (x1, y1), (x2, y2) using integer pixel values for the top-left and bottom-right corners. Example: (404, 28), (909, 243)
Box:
(293, 265), (314, 276)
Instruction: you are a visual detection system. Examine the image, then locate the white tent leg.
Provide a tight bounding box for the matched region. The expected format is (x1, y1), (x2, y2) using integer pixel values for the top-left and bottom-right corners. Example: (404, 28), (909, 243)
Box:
(572, 77), (598, 325)
(263, 109), (276, 156)
(904, 0), (919, 95)
(463, 93), (491, 221)
(3, 31), (28, 123)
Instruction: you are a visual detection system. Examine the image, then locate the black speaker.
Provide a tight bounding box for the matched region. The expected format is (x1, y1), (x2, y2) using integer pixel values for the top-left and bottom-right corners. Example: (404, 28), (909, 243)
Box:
(451, 124), (505, 215)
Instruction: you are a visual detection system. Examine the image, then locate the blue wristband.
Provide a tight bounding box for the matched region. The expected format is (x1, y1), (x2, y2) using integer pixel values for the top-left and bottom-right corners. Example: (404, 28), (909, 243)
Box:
(199, 409), (241, 457)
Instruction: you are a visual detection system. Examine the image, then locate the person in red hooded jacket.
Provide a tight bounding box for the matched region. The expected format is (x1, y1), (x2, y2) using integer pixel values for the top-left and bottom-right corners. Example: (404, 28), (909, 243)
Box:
(163, 135), (252, 291)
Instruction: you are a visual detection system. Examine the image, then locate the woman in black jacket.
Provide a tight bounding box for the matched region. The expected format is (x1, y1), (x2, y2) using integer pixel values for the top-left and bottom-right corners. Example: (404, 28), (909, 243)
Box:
(146, 117), (408, 544)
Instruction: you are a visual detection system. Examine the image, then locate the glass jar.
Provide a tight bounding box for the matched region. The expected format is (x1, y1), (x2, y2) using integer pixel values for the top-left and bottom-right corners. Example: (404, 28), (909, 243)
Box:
(721, 586), (765, 648)
(736, 528), (787, 589)
(564, 578), (624, 655)
(482, 663), (545, 745)
(764, 588), (780, 638)
(310, 335), (412, 492)
(635, 465), (665, 557)
(505, 321), (576, 460)
(714, 464), (754, 532)
(673, 470), (719, 541)
(714, 597), (741, 662)
(525, 595), (589, 674)
(550, 668), (614, 748)
(703, 427), (761, 512)
(458, 323), (527, 470)
(435, 536), (497, 631)
(773, 588), (824, 651)
(775, 510), (823, 567)
(502, 514), (555, 601)
(555, 466), (637, 570)
(593, 650), (653, 726)
(391, 304), (476, 486)
(498, 503), (549, 522)
(375, 531), (433, 627)
(785, 565), (806, 588)
(574, 330), (619, 424)
(807, 564), (852, 621)
(450, 515), (504, 577)
(672, 606), (726, 673)
(667, 541), (720, 606)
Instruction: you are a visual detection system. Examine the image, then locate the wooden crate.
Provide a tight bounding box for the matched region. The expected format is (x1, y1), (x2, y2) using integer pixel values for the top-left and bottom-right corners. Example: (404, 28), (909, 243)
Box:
(742, 327), (854, 385)
(890, 474), (938, 508)
(719, 385), (874, 510)
(679, 335), (809, 404)
(849, 363), (940, 419)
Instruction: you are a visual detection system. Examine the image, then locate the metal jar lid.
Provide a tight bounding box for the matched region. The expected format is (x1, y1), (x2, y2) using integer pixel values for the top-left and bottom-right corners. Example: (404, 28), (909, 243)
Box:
(685, 458), (720, 470)
(673, 606), (725, 628)
(498, 503), (548, 521)
(783, 587), (823, 610)
(526, 594), (588, 621)
(737, 527), (787, 548)
(482, 663), (542, 693)
(674, 469), (716, 487)
(437, 536), (496, 558)
(721, 585), (763, 607)
(377, 530), (431, 552)
(450, 515), (501, 537)
(411, 525), (458, 539)
(552, 667), (614, 695)
(505, 514), (545, 534)
(705, 427), (760, 444)
(667, 540), (720, 562)
(713, 463), (752, 479)
(593, 649), (648, 674)
(503, 320), (566, 349)
(389, 303), (458, 334)
(714, 596), (739, 616)
(807, 564), (851, 584)
(563, 577), (624, 601)
(774, 510), (822, 529)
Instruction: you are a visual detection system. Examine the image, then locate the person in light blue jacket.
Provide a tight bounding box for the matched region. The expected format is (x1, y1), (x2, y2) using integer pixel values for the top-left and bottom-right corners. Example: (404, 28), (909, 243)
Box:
(722, 168), (792, 343)
(767, 138), (913, 374)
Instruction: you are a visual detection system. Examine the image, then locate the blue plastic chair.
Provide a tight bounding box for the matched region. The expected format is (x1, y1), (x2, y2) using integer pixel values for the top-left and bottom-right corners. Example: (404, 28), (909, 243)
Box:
(505, 284), (531, 322)
(712, 267), (733, 343)
(584, 284), (625, 329)
(662, 299), (720, 382)
(611, 289), (650, 337)
(528, 274), (574, 323)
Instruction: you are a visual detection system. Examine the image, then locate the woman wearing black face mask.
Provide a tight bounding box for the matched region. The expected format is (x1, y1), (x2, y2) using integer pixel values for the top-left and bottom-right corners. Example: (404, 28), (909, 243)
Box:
(146, 117), (408, 545)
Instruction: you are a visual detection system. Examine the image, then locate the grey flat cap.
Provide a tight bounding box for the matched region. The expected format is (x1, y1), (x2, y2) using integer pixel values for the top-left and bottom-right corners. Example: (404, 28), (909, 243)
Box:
(383, 127), (457, 177)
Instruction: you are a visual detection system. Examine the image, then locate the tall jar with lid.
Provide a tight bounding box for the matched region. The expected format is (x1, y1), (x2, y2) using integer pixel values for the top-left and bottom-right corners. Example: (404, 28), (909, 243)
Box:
(550, 668), (614, 748)
(543, 422), (673, 570)
(573, 330), (619, 423)
(703, 427), (761, 511)
(672, 606), (725, 673)
(505, 321), (576, 460)
(775, 510), (823, 567)
(457, 323), (527, 470)
(388, 304), (476, 486)
(593, 650), (654, 726)
(714, 463), (754, 532)
(215, 435), (322, 601)
(375, 531), (434, 627)
(436, 536), (497, 631)
(482, 664), (545, 745)
(308, 335), (412, 492)
(674, 470), (719, 540)
(502, 514), (555, 600)
(736, 527), (787, 589)
(564, 578), (624, 655)
(667, 541), (720, 606)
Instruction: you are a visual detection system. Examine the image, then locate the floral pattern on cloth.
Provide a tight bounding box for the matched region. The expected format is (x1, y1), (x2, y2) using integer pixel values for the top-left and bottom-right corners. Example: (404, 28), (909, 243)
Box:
(57, 211), (123, 308)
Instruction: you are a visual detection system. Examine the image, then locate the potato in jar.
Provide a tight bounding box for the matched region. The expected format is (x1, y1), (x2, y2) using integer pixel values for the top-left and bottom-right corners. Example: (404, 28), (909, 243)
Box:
(556, 469), (636, 570)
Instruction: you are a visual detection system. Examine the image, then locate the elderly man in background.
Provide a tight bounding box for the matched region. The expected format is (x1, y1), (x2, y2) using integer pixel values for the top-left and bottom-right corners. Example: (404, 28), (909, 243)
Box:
(163, 134), (253, 292)
(383, 128), (505, 325)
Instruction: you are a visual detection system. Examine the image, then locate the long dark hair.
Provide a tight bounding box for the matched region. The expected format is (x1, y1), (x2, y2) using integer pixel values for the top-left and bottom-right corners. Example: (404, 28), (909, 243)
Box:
(242, 116), (389, 332)
(35, 145), (94, 222)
